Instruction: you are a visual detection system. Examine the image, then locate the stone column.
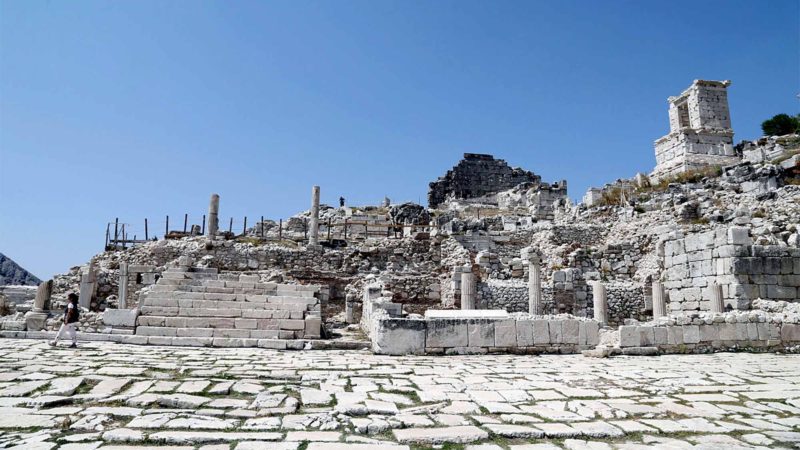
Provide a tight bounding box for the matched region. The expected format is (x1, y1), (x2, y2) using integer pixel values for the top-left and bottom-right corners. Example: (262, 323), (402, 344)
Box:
(118, 263), (129, 309)
(309, 186), (320, 246)
(26, 280), (52, 331)
(528, 253), (542, 315)
(460, 267), (475, 310)
(709, 282), (724, 313)
(208, 193), (220, 237)
(592, 281), (607, 325)
(652, 281), (666, 319)
(78, 261), (97, 309)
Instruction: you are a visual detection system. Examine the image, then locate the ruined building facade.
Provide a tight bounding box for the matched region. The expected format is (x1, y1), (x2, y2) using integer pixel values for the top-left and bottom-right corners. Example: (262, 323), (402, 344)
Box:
(652, 79), (740, 180)
(428, 153), (541, 207)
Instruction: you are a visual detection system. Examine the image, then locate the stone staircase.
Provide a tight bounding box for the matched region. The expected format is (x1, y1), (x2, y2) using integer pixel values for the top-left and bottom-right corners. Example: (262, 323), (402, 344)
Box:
(135, 266), (322, 347)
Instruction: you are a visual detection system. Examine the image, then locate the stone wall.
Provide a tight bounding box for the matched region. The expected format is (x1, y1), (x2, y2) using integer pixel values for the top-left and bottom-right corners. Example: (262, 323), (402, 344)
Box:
(618, 302), (800, 353)
(369, 310), (600, 355)
(662, 226), (800, 311)
(428, 153), (541, 208)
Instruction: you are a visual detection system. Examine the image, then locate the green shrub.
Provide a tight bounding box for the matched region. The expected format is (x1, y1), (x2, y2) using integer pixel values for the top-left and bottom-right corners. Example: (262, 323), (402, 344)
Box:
(762, 113), (800, 136)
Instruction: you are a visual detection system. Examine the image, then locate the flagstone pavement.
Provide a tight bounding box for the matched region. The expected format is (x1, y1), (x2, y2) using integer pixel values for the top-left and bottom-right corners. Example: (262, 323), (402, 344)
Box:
(0, 338), (798, 449)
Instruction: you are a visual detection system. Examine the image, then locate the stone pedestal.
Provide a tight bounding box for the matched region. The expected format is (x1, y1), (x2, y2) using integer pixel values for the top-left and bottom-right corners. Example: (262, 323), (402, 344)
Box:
(709, 282), (724, 313)
(528, 253), (542, 315)
(652, 281), (666, 319)
(309, 186), (320, 245)
(78, 262), (97, 310)
(119, 263), (129, 309)
(460, 268), (475, 310)
(208, 193), (220, 237)
(592, 281), (608, 325)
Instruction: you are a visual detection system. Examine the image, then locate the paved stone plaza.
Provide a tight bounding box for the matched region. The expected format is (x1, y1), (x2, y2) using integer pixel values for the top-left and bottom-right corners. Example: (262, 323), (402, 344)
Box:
(0, 340), (799, 449)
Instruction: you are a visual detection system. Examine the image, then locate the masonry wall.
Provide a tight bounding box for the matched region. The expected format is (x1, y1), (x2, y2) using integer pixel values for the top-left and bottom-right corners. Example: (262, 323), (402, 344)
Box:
(662, 226), (800, 311)
(370, 312), (600, 355)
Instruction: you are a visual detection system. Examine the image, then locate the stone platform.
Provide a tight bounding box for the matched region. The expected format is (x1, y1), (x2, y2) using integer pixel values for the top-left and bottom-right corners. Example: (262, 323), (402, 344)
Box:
(0, 339), (799, 449)
(135, 267), (322, 344)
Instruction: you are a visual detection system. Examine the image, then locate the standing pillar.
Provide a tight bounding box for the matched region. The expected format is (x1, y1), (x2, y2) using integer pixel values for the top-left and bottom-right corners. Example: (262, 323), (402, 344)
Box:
(309, 185), (320, 245)
(118, 263), (129, 309)
(460, 266), (475, 310)
(25, 280), (52, 331)
(592, 281), (608, 325)
(709, 282), (724, 313)
(78, 261), (97, 310)
(207, 193), (220, 237)
(652, 281), (666, 319)
(528, 252), (542, 315)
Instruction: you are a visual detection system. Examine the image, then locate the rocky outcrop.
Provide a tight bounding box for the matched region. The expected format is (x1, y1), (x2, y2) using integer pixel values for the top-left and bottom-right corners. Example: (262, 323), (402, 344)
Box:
(0, 253), (41, 286)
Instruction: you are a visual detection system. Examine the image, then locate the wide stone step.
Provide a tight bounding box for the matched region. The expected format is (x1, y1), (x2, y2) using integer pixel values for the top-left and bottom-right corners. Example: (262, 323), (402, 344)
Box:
(143, 294), (318, 308)
(135, 325), (303, 339)
(139, 305), (307, 318)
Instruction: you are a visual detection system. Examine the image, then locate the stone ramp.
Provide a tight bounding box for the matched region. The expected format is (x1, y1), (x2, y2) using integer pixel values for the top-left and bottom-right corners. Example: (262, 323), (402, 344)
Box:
(135, 267), (322, 344)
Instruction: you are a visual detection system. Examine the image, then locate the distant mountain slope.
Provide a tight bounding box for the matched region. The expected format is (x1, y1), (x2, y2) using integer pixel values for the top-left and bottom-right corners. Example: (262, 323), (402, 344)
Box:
(0, 253), (41, 286)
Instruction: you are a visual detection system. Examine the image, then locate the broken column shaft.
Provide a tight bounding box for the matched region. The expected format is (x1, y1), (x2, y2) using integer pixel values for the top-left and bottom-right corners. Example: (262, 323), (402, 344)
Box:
(119, 263), (129, 309)
(460, 267), (475, 310)
(528, 253), (542, 315)
(592, 281), (607, 325)
(208, 193), (220, 237)
(309, 185), (320, 245)
(709, 282), (724, 313)
(652, 281), (666, 319)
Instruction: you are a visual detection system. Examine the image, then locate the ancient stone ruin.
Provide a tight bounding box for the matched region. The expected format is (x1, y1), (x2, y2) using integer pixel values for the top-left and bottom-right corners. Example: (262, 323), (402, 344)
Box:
(1, 78), (798, 359)
(1, 77), (800, 450)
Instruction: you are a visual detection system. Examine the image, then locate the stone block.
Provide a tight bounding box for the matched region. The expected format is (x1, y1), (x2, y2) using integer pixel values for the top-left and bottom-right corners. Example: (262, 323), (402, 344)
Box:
(176, 328), (214, 338)
(515, 320), (533, 346)
(562, 320), (579, 345)
(718, 323), (737, 341)
(767, 285), (796, 299)
(667, 326), (684, 345)
(136, 326), (176, 337)
(638, 327), (655, 346)
(148, 336), (174, 346)
(258, 339), (287, 350)
(171, 337), (212, 347)
(426, 320), (468, 348)
(781, 324), (800, 342)
(727, 227), (751, 245)
(467, 321), (494, 347)
(304, 316), (322, 339)
(493, 319), (516, 347)
(532, 319), (550, 344)
(683, 325), (700, 344)
(548, 321), (563, 344)
(103, 309), (140, 328)
(234, 319), (258, 329)
(584, 321), (599, 346)
(653, 327), (668, 345)
(699, 325), (719, 342)
(279, 319), (305, 331)
(619, 326), (640, 347)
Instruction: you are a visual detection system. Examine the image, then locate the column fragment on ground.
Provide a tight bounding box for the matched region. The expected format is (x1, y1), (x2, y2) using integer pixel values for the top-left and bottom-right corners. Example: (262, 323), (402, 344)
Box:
(528, 252), (542, 315)
(592, 281), (608, 325)
(207, 193), (220, 237)
(309, 185), (320, 245)
(709, 282), (724, 313)
(460, 267), (475, 310)
(652, 281), (666, 319)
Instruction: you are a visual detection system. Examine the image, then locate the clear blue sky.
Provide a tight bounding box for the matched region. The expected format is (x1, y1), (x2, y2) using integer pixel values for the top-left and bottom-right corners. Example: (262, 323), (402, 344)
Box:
(1, 0), (798, 280)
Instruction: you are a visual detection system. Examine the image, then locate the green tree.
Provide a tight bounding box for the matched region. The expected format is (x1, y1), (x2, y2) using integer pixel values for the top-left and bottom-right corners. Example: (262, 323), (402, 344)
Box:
(761, 113), (800, 136)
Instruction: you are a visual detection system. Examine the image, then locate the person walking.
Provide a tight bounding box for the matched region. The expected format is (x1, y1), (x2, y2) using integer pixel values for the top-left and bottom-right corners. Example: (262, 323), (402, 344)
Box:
(50, 293), (79, 348)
